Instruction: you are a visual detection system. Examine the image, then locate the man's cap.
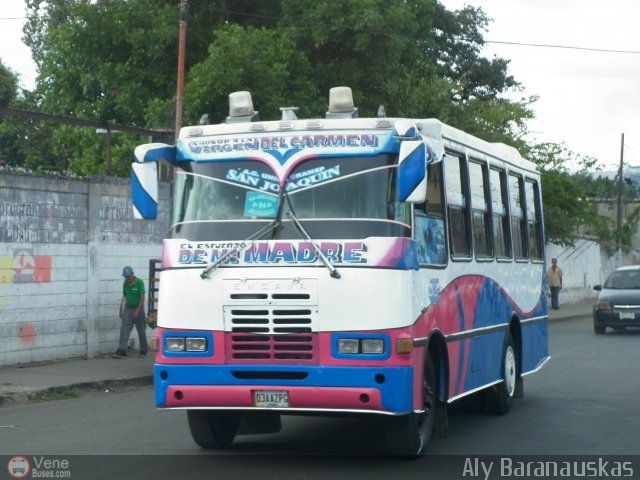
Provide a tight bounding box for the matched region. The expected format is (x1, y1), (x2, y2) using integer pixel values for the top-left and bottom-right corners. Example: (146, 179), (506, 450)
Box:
(122, 266), (134, 277)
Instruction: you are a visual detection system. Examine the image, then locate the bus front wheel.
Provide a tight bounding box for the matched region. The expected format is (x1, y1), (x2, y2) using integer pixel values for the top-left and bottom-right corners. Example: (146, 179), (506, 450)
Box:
(187, 410), (241, 449)
(384, 354), (437, 457)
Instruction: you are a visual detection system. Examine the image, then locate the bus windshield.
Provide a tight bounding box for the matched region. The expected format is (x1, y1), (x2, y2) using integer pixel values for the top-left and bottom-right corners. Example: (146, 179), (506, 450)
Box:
(171, 155), (410, 241)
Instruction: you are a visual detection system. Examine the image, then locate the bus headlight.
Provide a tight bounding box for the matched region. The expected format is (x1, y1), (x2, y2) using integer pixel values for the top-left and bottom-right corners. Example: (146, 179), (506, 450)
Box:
(361, 339), (384, 354)
(163, 333), (212, 355)
(165, 337), (185, 352)
(186, 337), (207, 352)
(336, 337), (386, 355)
(337, 339), (360, 354)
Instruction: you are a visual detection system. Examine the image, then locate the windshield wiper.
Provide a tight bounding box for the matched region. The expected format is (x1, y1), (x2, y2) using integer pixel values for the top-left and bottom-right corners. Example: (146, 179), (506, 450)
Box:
(200, 219), (280, 279)
(201, 188), (286, 279)
(285, 209), (341, 279)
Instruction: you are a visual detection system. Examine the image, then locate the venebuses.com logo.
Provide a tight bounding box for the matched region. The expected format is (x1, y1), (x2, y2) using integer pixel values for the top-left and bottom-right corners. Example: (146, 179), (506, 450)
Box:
(6, 455), (71, 478)
(7, 456), (30, 479)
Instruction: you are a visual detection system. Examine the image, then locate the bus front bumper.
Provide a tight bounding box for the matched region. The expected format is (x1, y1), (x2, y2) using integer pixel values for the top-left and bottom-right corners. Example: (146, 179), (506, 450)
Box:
(154, 364), (414, 415)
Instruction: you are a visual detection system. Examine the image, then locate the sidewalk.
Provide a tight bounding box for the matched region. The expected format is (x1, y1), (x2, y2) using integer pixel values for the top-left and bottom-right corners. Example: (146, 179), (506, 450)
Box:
(547, 297), (593, 322)
(0, 353), (154, 407)
(0, 299), (594, 407)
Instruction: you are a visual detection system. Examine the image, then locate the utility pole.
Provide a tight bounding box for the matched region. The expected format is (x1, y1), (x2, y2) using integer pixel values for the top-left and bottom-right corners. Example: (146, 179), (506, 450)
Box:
(175, 0), (188, 139)
(105, 124), (112, 176)
(616, 132), (625, 268)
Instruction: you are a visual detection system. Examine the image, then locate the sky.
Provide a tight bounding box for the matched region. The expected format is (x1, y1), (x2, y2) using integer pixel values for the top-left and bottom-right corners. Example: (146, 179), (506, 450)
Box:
(1, 0), (640, 170)
(438, 0), (640, 171)
(0, 1), (35, 91)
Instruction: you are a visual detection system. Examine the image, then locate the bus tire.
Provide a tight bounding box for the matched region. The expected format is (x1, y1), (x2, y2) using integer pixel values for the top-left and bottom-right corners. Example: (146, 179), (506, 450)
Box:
(187, 410), (241, 449)
(385, 354), (437, 457)
(486, 332), (517, 415)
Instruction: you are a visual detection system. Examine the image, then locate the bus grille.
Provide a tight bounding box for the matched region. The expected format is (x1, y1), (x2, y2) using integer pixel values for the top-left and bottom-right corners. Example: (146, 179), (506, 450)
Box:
(222, 278), (319, 364)
(223, 306), (318, 364)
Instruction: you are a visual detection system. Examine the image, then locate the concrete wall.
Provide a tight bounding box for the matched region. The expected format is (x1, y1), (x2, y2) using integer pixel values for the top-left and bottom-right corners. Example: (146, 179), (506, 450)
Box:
(0, 171), (170, 366)
(546, 240), (602, 306)
(545, 238), (640, 307)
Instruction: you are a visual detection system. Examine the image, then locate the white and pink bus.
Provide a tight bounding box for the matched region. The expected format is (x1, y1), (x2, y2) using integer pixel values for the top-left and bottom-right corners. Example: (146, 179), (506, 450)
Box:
(132, 87), (549, 456)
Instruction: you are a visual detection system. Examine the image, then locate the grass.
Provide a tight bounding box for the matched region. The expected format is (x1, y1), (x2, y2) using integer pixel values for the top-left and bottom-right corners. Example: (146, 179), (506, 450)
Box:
(34, 387), (80, 402)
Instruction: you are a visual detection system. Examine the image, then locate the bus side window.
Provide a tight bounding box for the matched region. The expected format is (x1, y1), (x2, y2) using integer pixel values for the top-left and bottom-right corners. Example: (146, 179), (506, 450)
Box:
(414, 214), (446, 265)
(425, 163), (444, 217)
(414, 163), (446, 265)
(469, 160), (492, 258)
(490, 168), (511, 259)
(444, 154), (471, 258)
(525, 179), (543, 260)
(508, 173), (527, 260)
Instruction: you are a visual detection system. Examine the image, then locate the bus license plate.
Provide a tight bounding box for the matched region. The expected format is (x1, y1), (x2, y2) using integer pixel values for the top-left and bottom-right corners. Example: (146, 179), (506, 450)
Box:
(254, 390), (289, 408)
(619, 311), (635, 319)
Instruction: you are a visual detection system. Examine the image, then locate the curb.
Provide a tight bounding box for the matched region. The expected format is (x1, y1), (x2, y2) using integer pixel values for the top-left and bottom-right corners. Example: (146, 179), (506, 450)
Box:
(550, 313), (591, 323)
(0, 375), (153, 407)
(548, 307), (592, 323)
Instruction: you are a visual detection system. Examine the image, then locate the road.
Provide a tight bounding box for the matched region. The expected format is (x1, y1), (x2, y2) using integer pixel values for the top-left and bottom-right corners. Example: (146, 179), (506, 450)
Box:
(2, 316), (639, 479)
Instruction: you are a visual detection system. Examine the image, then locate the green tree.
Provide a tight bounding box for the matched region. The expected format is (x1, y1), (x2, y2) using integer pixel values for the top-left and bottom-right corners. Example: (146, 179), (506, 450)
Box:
(19, 0), (608, 247)
(23, 0), (180, 172)
(25, 0), (177, 124)
(527, 142), (635, 249)
(181, 0), (534, 134)
(183, 24), (318, 124)
(0, 61), (18, 108)
(0, 61), (22, 166)
(21, 0), (532, 174)
(426, 3), (537, 146)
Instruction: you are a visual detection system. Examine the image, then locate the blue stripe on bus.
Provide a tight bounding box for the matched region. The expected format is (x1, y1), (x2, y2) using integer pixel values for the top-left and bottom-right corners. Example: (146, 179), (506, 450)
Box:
(461, 278), (548, 390)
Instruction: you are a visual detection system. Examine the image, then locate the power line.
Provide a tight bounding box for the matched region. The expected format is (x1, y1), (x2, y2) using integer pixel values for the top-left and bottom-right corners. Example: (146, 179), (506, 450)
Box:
(486, 40), (640, 55)
(3, 8), (640, 56)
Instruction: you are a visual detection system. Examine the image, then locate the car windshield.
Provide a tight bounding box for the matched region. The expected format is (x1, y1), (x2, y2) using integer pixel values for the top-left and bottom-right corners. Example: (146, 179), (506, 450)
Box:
(603, 270), (640, 289)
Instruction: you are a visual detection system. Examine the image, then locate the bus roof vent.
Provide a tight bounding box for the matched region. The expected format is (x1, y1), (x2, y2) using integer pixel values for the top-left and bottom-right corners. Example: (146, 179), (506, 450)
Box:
(326, 87), (358, 119)
(226, 91), (260, 123)
(280, 106), (299, 120)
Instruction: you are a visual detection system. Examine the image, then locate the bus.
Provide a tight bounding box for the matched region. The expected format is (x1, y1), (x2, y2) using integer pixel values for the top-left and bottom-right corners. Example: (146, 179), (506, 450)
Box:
(131, 87), (549, 456)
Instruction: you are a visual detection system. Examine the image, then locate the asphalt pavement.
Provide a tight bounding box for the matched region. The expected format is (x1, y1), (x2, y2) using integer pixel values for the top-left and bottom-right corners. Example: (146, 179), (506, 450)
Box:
(0, 299), (594, 407)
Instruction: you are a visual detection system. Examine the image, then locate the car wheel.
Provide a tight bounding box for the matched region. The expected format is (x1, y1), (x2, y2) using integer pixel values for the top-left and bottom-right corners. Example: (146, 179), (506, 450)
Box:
(187, 410), (242, 449)
(486, 332), (517, 415)
(385, 354), (437, 457)
(594, 321), (606, 334)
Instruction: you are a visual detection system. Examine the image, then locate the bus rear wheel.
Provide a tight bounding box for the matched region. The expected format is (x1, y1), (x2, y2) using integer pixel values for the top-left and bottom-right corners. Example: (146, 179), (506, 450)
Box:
(187, 410), (241, 449)
(384, 355), (437, 457)
(486, 332), (517, 415)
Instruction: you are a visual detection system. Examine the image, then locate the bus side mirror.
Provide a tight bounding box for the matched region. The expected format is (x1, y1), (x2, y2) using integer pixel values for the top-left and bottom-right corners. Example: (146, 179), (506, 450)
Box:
(397, 140), (427, 203)
(134, 143), (176, 163)
(131, 162), (158, 219)
(131, 143), (175, 220)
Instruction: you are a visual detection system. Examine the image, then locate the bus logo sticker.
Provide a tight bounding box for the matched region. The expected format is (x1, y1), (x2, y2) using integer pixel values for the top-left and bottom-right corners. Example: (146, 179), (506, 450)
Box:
(428, 278), (441, 304)
(244, 192), (278, 218)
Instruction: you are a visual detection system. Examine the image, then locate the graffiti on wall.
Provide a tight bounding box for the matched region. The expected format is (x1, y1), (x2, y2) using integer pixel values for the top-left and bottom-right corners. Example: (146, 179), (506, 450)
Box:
(0, 249), (51, 284)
